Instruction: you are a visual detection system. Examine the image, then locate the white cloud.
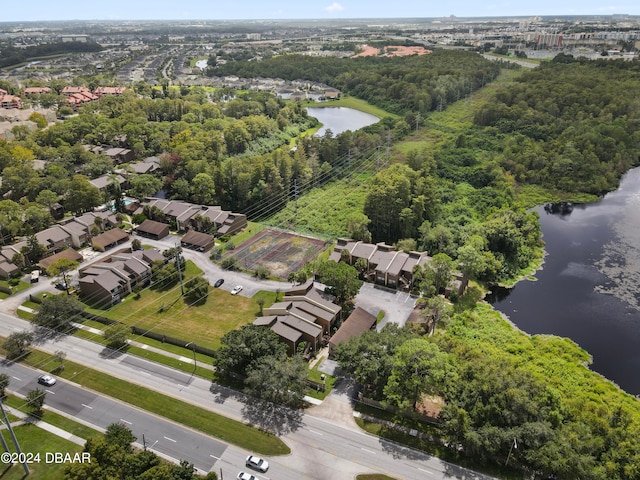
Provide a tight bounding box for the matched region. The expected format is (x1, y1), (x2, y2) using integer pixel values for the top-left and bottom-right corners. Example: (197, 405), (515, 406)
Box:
(325, 2), (345, 13)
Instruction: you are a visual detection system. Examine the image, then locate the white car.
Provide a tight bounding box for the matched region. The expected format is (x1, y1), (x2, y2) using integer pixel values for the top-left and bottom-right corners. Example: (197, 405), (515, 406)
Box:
(236, 473), (257, 480)
(245, 455), (269, 472)
(37, 374), (56, 386)
(230, 285), (243, 295)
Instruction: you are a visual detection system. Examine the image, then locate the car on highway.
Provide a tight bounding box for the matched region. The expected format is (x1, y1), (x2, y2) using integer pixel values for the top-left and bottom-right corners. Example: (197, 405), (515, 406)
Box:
(214, 278), (224, 288)
(236, 473), (257, 480)
(230, 285), (243, 295)
(245, 455), (269, 472)
(37, 374), (56, 386)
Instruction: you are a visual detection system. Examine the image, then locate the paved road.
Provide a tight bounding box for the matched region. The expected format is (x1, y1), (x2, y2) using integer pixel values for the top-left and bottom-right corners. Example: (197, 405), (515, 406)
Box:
(4, 361), (227, 473)
(0, 312), (495, 480)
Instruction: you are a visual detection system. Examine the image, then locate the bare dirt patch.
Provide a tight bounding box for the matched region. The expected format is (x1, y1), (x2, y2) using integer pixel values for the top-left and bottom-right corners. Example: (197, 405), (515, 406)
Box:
(353, 45), (431, 58)
(227, 228), (326, 279)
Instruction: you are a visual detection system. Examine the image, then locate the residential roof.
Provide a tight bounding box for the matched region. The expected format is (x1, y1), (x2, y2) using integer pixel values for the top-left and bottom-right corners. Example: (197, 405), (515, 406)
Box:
(181, 229), (215, 248)
(92, 228), (129, 247)
(35, 226), (71, 247)
(270, 321), (302, 343)
(329, 307), (377, 348)
(38, 249), (83, 270)
(136, 219), (169, 237)
(79, 270), (124, 292)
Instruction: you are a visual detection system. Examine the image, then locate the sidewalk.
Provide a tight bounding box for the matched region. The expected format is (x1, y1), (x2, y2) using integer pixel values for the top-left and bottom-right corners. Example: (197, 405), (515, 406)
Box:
(2, 404), (86, 447)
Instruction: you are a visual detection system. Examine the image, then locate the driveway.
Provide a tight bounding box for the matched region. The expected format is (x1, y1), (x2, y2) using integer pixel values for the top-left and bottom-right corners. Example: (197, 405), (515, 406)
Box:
(354, 282), (416, 329)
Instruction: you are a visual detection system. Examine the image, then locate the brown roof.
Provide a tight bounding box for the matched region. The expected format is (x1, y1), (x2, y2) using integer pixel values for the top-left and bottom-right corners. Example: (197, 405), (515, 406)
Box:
(92, 228), (129, 248)
(329, 307), (376, 348)
(136, 219), (169, 236)
(181, 229), (215, 248)
(38, 249), (84, 270)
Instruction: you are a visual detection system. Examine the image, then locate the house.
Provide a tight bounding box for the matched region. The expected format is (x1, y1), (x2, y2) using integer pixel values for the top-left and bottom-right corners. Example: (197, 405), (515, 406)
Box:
(181, 230), (215, 252)
(0, 246), (22, 279)
(94, 86), (128, 96)
(38, 248), (84, 271)
(34, 226), (74, 254)
(23, 87), (51, 95)
(328, 307), (377, 358)
(0, 95), (22, 109)
(78, 248), (161, 306)
(103, 147), (134, 164)
(140, 199), (247, 236)
(324, 88), (341, 100)
(254, 281), (341, 355)
(92, 228), (130, 251)
(136, 219), (170, 240)
(89, 174), (127, 193)
(329, 238), (432, 291)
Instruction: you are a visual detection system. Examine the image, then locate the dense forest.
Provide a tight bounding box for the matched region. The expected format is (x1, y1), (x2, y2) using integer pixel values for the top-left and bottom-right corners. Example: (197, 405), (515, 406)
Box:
(473, 57), (640, 195)
(210, 50), (502, 116)
(0, 41), (103, 69)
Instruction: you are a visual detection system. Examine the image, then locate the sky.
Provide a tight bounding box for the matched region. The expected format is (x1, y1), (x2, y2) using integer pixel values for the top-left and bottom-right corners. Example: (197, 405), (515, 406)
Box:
(1, 0), (638, 22)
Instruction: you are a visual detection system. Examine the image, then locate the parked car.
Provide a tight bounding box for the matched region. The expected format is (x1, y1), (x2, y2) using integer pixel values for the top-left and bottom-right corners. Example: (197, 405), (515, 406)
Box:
(214, 278), (224, 288)
(236, 473), (257, 480)
(245, 455), (269, 472)
(37, 374), (56, 386)
(230, 285), (243, 295)
(54, 282), (66, 291)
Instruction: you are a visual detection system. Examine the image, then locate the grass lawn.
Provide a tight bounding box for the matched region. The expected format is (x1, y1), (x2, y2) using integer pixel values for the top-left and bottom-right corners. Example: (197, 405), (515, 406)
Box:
(0, 344), (289, 456)
(4, 395), (101, 441)
(0, 424), (82, 480)
(0, 279), (30, 297)
(84, 261), (270, 351)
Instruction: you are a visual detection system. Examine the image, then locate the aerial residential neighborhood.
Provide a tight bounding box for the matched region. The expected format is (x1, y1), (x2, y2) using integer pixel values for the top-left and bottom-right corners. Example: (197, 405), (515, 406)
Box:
(0, 7), (640, 480)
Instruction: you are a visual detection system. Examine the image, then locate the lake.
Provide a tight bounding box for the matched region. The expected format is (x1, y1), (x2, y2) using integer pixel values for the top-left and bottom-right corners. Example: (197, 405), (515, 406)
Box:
(489, 167), (640, 396)
(306, 107), (379, 137)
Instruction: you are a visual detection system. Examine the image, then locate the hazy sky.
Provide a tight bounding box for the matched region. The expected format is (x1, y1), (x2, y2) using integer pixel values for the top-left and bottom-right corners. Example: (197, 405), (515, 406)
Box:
(1, 0), (638, 22)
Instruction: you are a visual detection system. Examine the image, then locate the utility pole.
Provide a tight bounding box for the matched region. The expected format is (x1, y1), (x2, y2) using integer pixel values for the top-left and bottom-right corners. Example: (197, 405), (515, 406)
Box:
(174, 243), (184, 296)
(0, 401), (29, 475)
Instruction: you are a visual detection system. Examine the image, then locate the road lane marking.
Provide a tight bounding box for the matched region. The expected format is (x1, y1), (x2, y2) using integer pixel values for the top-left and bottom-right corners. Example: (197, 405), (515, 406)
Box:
(360, 447), (376, 454)
(210, 454), (220, 460)
(45, 390), (55, 394)
(11, 376), (21, 381)
(81, 404), (93, 409)
(308, 429), (323, 435)
(164, 436), (176, 442)
(418, 467), (434, 474)
(138, 370), (151, 376)
(120, 419), (132, 425)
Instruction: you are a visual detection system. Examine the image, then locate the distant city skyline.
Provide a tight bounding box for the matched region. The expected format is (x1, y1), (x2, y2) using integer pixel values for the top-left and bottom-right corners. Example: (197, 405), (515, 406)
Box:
(1, 0), (639, 23)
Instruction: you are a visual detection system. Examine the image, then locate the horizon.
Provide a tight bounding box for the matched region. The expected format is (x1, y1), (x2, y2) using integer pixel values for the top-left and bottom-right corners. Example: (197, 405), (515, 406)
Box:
(1, 0), (638, 23)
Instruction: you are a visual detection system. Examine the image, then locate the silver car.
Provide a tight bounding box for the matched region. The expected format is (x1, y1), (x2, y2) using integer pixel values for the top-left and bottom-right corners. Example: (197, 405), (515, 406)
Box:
(37, 374), (56, 386)
(245, 455), (269, 472)
(236, 472), (257, 480)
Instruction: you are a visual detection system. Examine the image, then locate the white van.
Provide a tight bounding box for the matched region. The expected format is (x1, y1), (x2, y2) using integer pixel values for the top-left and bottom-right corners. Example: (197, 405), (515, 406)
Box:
(30, 270), (40, 283)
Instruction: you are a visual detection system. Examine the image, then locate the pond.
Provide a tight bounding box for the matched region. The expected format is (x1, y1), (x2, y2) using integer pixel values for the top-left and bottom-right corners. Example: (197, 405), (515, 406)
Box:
(306, 107), (379, 137)
(489, 167), (640, 395)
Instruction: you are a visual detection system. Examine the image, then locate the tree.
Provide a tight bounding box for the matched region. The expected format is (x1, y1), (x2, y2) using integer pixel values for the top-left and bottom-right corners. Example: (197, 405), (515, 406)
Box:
(129, 174), (162, 200)
(104, 323), (130, 350)
(333, 324), (417, 398)
(422, 253), (454, 296)
(184, 276), (209, 304)
(345, 212), (372, 242)
(245, 356), (309, 407)
(22, 234), (45, 266)
(0, 373), (9, 398)
(215, 325), (287, 377)
(314, 260), (362, 307)
(2, 331), (33, 360)
(26, 388), (46, 416)
(257, 298), (266, 315)
(31, 294), (84, 333)
(190, 172), (216, 205)
(131, 238), (142, 250)
(384, 338), (456, 410)
(65, 175), (102, 214)
(53, 350), (67, 373)
(421, 296), (452, 334)
(46, 258), (80, 294)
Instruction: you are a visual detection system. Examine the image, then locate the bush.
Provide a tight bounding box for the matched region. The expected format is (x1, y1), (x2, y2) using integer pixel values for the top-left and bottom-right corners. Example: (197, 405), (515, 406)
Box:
(220, 256), (238, 271)
(132, 213), (147, 225)
(254, 265), (270, 279)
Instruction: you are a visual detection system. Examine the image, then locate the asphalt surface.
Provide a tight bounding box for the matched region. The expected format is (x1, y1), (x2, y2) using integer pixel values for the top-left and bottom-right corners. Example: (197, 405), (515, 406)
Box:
(0, 311), (495, 480)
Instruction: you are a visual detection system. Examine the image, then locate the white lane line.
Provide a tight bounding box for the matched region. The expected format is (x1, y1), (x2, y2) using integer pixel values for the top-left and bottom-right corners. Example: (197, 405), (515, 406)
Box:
(360, 447), (376, 454)
(11, 376), (21, 381)
(45, 390), (55, 394)
(210, 454), (220, 460)
(138, 370), (151, 376)
(164, 436), (176, 443)
(308, 429), (324, 436)
(418, 467), (434, 474)
(81, 404), (93, 409)
(120, 419), (132, 425)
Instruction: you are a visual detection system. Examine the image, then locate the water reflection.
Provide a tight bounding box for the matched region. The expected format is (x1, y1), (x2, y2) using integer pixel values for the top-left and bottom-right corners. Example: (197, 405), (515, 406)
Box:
(490, 167), (640, 395)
